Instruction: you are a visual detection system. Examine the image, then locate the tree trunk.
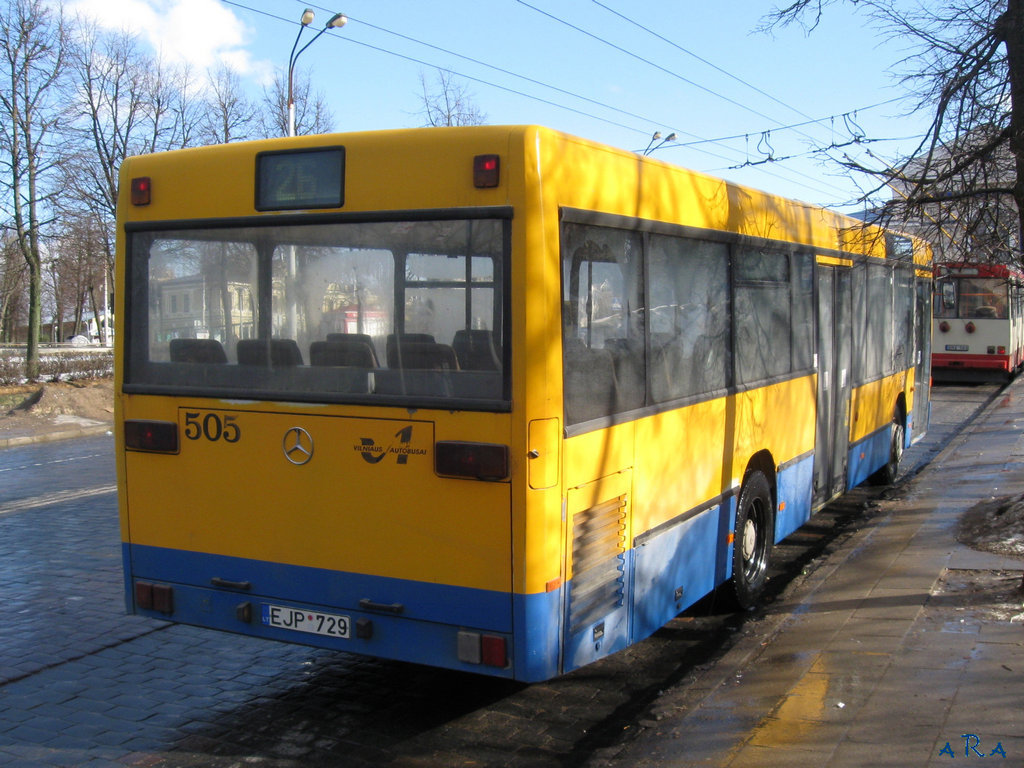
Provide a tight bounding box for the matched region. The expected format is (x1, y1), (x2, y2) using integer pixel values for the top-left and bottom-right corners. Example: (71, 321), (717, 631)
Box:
(999, 0), (1024, 262)
(88, 285), (100, 343)
(25, 261), (41, 379)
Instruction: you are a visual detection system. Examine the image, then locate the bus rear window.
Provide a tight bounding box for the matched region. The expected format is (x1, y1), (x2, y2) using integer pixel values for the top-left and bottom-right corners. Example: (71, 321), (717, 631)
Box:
(124, 215), (509, 409)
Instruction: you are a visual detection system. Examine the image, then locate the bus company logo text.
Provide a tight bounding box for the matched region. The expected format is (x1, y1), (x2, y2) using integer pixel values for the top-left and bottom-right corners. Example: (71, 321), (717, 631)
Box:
(356, 426), (426, 465)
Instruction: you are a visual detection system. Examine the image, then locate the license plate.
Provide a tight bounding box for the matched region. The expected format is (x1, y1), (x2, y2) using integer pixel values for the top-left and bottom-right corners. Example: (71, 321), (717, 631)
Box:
(945, 344), (969, 352)
(261, 604), (351, 639)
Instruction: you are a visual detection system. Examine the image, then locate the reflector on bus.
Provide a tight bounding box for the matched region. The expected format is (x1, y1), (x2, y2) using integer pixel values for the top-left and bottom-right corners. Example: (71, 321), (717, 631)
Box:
(435, 441), (509, 480)
(124, 419), (178, 454)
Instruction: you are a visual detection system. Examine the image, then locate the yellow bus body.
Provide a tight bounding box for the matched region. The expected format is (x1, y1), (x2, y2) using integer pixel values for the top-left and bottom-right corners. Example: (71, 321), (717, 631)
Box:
(117, 126), (931, 680)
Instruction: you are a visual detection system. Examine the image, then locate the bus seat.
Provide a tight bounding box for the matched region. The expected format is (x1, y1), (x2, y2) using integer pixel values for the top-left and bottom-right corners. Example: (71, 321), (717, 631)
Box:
(169, 338), (227, 364)
(386, 333), (434, 366)
(309, 339), (377, 368)
(326, 333), (379, 366)
(388, 341), (459, 371)
(452, 329), (500, 371)
(237, 338), (304, 366)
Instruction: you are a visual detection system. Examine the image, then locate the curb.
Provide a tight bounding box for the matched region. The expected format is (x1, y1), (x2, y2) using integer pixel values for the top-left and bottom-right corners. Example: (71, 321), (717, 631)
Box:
(0, 422), (113, 450)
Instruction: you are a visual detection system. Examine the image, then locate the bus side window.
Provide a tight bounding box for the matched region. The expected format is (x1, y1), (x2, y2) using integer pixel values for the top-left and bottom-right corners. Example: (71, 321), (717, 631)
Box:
(648, 236), (730, 401)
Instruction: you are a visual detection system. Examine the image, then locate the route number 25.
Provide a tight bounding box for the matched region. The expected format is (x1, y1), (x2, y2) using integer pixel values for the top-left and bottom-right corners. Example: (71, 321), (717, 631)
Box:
(184, 411), (241, 443)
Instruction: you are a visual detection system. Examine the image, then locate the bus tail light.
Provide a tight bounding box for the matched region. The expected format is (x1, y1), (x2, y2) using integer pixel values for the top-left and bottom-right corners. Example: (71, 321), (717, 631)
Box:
(435, 441), (508, 480)
(457, 631), (507, 668)
(124, 420), (179, 453)
(473, 154), (500, 188)
(135, 581), (174, 614)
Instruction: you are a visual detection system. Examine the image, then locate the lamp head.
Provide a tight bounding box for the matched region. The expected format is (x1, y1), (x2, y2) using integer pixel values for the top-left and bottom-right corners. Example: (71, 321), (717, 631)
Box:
(326, 12), (347, 28)
(300, 8), (314, 26)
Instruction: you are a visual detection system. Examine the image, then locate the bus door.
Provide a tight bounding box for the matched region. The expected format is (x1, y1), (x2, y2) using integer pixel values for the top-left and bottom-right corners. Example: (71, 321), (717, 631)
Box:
(814, 265), (853, 505)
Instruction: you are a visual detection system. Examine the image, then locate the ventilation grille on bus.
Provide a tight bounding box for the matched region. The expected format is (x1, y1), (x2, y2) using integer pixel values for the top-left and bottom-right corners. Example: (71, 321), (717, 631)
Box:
(569, 496), (626, 632)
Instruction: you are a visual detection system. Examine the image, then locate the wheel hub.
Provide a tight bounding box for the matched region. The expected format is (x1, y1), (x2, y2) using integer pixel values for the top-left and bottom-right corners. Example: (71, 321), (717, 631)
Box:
(742, 518), (757, 561)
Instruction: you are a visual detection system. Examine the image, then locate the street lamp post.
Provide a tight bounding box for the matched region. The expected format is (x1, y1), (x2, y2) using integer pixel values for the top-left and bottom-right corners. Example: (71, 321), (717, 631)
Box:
(287, 9), (347, 137)
(643, 132), (677, 156)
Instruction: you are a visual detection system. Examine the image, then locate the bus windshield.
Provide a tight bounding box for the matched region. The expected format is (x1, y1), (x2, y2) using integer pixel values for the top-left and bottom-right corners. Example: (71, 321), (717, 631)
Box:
(124, 214), (509, 408)
(934, 276), (1008, 320)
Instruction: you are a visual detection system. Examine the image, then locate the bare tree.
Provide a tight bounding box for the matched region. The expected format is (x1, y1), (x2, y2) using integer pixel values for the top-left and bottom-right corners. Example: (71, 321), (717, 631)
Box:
(416, 69), (487, 127)
(0, 231), (27, 343)
(259, 68), (335, 137)
(0, 0), (68, 378)
(62, 24), (146, 251)
(62, 20), (204, 341)
(200, 64), (259, 144)
(145, 56), (203, 153)
(50, 213), (106, 341)
(764, 0), (1024, 265)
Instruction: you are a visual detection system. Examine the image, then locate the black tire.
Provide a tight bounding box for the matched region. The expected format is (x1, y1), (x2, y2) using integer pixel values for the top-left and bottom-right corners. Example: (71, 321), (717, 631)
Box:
(731, 470), (773, 610)
(870, 418), (904, 486)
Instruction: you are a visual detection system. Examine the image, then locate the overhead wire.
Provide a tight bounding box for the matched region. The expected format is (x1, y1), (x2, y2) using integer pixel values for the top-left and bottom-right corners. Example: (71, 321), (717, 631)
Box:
(219, 0), (644, 135)
(509, 0), (894, 200)
(572, 1), (925, 201)
(229, 0), (770, 175)
(226, 0), (910, 205)
(590, 0), (817, 123)
(271, 0), (881, 202)
(514, 0), (790, 129)
(295, 0), (894, 158)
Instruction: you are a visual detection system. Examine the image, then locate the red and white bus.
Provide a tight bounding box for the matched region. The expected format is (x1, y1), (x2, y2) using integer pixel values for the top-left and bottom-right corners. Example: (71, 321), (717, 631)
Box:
(933, 262), (1024, 380)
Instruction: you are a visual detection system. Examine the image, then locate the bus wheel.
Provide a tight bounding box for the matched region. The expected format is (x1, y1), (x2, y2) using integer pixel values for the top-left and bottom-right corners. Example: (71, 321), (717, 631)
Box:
(732, 471), (773, 610)
(871, 418), (904, 486)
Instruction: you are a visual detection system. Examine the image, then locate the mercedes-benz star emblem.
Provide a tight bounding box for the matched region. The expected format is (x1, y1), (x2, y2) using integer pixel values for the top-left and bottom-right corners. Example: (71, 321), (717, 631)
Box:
(282, 427), (314, 465)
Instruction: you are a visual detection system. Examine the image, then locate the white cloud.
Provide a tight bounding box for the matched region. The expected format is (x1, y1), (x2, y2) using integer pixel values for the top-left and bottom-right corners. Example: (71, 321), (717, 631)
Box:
(67, 0), (272, 80)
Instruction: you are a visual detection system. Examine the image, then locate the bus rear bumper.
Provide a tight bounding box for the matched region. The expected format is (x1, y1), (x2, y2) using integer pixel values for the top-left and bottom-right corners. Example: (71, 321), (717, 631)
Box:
(122, 544), (531, 679)
(932, 353), (1011, 372)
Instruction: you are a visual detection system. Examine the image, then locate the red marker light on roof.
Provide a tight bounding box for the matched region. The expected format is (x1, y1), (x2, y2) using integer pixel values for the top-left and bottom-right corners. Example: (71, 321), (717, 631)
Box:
(473, 155), (500, 188)
(131, 177), (152, 206)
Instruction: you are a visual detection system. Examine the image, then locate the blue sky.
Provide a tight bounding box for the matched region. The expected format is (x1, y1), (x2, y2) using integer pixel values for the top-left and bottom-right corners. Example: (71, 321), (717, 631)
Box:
(68, 0), (932, 213)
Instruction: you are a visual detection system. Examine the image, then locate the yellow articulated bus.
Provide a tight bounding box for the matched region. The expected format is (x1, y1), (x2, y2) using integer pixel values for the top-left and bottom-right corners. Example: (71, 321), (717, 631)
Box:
(116, 125), (932, 682)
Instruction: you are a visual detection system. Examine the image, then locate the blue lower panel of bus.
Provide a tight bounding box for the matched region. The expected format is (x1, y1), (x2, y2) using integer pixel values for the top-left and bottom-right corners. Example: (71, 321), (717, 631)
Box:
(629, 500), (734, 649)
(626, 454), (814, 656)
(124, 543), (554, 680)
(847, 423), (894, 488)
(775, 453), (815, 542)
